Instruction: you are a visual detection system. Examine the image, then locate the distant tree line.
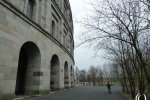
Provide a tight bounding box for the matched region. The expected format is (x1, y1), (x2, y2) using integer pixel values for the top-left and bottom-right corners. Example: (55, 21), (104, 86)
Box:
(75, 64), (120, 86)
(75, 66), (103, 86)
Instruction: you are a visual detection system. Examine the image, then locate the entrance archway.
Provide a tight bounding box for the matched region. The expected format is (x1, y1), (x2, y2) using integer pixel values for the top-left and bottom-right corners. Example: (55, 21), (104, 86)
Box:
(71, 66), (73, 86)
(64, 61), (69, 88)
(15, 42), (41, 95)
(50, 54), (60, 91)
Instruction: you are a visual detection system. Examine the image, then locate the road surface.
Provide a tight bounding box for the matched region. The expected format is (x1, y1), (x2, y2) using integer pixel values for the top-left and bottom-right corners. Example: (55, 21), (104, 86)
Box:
(24, 86), (129, 100)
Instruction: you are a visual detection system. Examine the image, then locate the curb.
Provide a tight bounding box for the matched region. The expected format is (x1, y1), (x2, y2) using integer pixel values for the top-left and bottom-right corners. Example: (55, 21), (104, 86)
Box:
(12, 88), (72, 100)
(13, 95), (41, 100)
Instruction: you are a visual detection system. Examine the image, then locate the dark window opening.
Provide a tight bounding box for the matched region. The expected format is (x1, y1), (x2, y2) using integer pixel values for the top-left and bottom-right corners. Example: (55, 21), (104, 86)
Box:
(52, 21), (55, 36)
(27, 0), (35, 19)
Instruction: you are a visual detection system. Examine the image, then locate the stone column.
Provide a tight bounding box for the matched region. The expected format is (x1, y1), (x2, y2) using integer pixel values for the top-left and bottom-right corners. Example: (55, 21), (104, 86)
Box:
(23, 0), (28, 14)
(34, 0), (39, 23)
(45, 0), (52, 33)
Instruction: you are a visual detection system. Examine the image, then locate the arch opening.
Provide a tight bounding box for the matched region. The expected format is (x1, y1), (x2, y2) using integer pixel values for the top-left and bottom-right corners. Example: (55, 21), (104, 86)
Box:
(15, 42), (41, 95)
(70, 66), (74, 86)
(64, 62), (69, 88)
(50, 54), (60, 91)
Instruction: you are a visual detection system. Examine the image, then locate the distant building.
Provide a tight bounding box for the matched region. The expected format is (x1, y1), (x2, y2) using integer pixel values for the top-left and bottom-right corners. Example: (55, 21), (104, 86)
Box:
(0, 0), (74, 98)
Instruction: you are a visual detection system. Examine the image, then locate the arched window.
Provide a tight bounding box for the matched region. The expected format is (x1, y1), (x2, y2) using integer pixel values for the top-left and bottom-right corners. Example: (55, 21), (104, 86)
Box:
(52, 21), (55, 36)
(27, 0), (35, 19)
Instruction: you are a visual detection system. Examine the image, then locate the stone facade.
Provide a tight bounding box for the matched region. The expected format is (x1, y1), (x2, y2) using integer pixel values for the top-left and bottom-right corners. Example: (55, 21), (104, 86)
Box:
(0, 0), (74, 97)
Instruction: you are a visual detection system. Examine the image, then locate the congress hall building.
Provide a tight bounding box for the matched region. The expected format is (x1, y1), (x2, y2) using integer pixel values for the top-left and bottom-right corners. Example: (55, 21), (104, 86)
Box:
(0, 0), (74, 98)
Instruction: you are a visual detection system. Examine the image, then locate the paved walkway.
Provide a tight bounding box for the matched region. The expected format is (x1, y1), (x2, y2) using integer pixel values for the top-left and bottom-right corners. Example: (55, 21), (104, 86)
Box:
(23, 86), (129, 100)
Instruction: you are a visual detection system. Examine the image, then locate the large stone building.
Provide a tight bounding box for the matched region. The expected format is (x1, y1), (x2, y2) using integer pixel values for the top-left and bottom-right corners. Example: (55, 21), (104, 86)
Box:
(0, 0), (74, 98)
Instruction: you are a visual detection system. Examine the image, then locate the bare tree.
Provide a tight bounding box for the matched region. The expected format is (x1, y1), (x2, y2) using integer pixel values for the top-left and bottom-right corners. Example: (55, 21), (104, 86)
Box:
(102, 64), (111, 82)
(75, 67), (81, 84)
(140, 0), (150, 10)
(96, 66), (104, 85)
(79, 0), (150, 97)
(79, 69), (87, 83)
(88, 65), (98, 85)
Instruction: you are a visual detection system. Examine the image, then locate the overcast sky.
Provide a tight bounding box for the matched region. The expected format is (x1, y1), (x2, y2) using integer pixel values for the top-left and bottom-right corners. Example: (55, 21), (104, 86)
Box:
(69, 0), (108, 70)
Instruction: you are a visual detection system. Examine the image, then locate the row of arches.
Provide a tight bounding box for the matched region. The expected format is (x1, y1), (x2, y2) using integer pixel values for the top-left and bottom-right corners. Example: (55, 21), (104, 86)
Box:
(15, 41), (74, 95)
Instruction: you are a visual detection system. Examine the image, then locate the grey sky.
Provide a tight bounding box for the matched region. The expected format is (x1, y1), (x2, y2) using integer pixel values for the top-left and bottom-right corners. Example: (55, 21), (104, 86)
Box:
(69, 0), (108, 70)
